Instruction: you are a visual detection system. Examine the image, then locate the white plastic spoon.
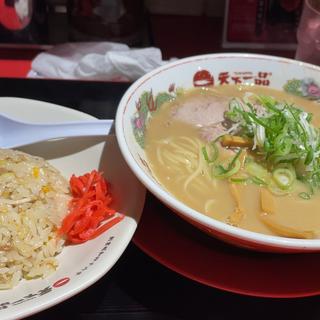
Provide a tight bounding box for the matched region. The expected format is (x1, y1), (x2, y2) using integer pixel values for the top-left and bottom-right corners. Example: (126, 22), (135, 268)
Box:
(0, 113), (114, 149)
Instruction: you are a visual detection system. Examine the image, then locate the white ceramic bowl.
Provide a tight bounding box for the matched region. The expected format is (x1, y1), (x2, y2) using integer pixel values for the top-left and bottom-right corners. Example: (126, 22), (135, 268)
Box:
(0, 98), (146, 320)
(115, 53), (320, 253)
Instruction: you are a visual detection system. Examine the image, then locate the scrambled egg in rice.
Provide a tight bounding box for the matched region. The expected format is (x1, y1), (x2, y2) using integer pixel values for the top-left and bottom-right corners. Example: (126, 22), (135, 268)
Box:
(0, 149), (70, 289)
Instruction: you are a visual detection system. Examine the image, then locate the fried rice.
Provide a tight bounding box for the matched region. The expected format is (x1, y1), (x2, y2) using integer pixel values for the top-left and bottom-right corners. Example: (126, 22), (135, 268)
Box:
(0, 148), (70, 289)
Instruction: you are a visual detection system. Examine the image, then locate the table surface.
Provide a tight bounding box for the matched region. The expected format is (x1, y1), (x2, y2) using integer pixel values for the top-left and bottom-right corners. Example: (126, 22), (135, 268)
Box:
(1, 78), (320, 320)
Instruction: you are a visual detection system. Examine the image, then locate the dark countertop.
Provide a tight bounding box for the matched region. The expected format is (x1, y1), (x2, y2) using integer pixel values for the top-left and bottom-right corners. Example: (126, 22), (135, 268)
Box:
(1, 78), (320, 320)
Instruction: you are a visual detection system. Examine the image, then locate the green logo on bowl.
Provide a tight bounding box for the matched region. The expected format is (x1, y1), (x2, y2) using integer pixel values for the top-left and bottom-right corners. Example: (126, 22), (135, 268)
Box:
(284, 78), (320, 101)
(131, 86), (176, 148)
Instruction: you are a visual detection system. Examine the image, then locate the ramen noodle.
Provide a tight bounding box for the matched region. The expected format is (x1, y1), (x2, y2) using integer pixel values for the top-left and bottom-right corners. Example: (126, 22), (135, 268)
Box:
(145, 85), (320, 238)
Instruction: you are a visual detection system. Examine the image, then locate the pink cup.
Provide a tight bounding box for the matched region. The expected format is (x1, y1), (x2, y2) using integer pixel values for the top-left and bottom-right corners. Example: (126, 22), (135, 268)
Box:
(295, 0), (320, 65)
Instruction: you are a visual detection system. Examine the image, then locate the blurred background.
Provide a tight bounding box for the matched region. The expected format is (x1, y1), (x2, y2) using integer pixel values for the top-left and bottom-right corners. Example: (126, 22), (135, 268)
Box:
(0, 0), (305, 77)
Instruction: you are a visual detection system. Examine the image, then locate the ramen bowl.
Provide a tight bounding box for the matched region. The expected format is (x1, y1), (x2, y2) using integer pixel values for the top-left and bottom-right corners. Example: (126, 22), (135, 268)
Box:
(115, 53), (320, 253)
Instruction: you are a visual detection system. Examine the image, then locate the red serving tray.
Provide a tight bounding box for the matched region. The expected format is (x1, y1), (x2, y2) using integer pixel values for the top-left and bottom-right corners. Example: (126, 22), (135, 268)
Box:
(134, 193), (320, 298)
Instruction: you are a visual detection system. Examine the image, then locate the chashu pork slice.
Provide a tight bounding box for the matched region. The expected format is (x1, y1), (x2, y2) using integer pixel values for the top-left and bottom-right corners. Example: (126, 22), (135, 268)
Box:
(171, 94), (230, 142)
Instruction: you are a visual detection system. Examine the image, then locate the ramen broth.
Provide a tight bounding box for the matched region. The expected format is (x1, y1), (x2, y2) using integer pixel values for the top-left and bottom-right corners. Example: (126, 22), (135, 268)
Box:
(145, 85), (320, 238)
